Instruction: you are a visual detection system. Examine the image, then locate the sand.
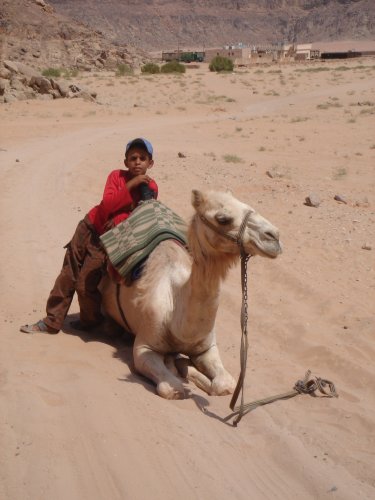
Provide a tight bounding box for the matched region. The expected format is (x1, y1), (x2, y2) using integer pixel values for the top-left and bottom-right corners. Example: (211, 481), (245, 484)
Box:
(0, 59), (374, 499)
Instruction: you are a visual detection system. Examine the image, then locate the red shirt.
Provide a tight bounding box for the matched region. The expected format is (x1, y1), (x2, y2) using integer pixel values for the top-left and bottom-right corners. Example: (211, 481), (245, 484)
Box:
(87, 169), (158, 235)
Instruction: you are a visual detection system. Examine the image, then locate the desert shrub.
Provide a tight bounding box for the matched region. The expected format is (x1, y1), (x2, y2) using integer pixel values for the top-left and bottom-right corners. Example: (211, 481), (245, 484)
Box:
(160, 61), (186, 74)
(42, 67), (61, 78)
(141, 63), (160, 74)
(222, 154), (243, 163)
(209, 56), (234, 72)
(116, 63), (133, 76)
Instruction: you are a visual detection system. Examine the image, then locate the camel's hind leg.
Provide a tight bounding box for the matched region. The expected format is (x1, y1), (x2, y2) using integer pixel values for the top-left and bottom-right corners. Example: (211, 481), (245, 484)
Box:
(190, 345), (236, 396)
(133, 341), (185, 400)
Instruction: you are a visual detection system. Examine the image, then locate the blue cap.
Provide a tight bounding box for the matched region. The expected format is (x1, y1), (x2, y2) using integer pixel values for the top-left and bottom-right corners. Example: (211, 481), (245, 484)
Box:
(125, 137), (153, 158)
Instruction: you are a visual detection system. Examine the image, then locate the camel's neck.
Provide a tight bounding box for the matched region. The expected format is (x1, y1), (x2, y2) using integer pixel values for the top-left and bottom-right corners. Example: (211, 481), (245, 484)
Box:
(177, 218), (237, 338)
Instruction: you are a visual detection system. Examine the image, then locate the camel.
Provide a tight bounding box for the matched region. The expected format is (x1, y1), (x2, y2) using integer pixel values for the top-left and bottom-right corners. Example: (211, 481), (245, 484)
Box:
(100, 190), (282, 400)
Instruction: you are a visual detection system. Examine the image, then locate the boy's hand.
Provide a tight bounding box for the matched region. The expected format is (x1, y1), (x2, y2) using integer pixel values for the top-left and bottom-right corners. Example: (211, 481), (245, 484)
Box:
(126, 174), (152, 191)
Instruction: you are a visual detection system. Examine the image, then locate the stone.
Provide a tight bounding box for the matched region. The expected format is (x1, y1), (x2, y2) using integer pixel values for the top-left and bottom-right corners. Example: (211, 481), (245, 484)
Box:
(4, 93), (17, 103)
(3, 60), (19, 74)
(361, 243), (372, 251)
(49, 89), (62, 99)
(10, 77), (26, 91)
(0, 78), (10, 95)
(29, 76), (52, 94)
(54, 80), (70, 97)
(0, 67), (11, 79)
(305, 193), (321, 208)
(334, 194), (347, 204)
(178, 152), (186, 158)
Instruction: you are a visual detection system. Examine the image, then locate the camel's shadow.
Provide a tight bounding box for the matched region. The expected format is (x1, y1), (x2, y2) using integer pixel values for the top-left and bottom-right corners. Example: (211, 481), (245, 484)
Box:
(62, 313), (234, 424)
(63, 313), (155, 395)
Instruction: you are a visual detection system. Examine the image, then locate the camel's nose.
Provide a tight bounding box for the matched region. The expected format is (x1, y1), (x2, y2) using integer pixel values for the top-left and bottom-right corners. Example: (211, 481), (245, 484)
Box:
(264, 229), (279, 241)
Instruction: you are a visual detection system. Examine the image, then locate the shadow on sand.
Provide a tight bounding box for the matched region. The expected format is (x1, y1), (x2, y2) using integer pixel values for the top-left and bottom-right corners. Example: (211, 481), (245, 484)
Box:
(62, 313), (235, 423)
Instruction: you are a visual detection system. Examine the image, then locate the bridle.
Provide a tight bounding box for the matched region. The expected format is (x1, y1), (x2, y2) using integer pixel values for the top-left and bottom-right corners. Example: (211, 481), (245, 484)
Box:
(198, 210), (253, 257)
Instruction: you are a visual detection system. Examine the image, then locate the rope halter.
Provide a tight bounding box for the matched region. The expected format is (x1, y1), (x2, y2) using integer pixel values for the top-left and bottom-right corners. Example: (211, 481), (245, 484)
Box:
(199, 210), (254, 255)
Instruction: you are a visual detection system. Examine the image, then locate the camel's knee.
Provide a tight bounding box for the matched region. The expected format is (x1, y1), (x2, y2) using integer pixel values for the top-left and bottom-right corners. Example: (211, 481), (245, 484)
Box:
(157, 380), (185, 400)
(133, 347), (186, 399)
(211, 372), (236, 396)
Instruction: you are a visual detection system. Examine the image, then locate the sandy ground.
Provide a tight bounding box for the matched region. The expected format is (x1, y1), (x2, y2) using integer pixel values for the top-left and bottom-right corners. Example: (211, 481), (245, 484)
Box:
(0, 59), (374, 499)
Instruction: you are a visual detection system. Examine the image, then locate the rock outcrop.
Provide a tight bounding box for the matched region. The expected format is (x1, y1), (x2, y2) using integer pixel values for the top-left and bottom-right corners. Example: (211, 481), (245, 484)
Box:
(0, 0), (148, 74)
(0, 60), (97, 103)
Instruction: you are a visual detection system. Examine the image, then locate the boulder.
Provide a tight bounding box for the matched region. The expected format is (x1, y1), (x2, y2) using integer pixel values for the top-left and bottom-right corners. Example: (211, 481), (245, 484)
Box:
(4, 94), (17, 103)
(53, 80), (70, 97)
(3, 60), (19, 74)
(0, 78), (10, 96)
(10, 77), (26, 91)
(29, 76), (53, 94)
(14, 62), (38, 79)
(0, 67), (11, 79)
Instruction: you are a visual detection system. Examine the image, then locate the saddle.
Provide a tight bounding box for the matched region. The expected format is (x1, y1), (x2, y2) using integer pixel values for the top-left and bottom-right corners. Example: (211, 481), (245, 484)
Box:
(100, 200), (188, 282)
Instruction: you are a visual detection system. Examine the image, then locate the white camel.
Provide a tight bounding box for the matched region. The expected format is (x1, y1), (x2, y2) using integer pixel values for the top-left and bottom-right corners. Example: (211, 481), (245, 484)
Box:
(101, 190), (282, 400)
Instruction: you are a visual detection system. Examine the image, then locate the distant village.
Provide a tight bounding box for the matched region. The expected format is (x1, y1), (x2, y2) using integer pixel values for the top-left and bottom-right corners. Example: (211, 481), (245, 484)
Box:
(160, 40), (375, 65)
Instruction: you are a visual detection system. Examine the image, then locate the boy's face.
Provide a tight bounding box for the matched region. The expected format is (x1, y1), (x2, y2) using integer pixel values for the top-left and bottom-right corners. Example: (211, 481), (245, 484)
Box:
(124, 146), (154, 177)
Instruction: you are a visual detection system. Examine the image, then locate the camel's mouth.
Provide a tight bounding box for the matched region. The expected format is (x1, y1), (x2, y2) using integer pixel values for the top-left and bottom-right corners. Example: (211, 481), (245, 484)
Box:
(251, 240), (282, 259)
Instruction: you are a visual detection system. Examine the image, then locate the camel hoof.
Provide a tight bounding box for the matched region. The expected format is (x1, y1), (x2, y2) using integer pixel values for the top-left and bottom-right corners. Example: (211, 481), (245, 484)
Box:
(157, 381), (185, 400)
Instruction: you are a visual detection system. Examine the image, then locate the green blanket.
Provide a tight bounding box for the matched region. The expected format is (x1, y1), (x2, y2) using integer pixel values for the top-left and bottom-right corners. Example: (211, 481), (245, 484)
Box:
(100, 199), (188, 279)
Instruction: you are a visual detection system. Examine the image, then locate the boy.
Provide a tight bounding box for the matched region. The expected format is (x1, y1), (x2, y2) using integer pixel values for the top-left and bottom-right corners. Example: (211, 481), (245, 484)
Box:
(21, 138), (157, 334)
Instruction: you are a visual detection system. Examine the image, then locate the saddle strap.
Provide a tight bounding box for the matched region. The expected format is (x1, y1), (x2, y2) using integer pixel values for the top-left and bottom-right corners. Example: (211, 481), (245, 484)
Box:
(116, 284), (133, 334)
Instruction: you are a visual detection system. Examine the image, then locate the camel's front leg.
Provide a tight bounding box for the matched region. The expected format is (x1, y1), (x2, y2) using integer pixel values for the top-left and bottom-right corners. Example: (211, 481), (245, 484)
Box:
(191, 344), (236, 396)
(133, 341), (185, 400)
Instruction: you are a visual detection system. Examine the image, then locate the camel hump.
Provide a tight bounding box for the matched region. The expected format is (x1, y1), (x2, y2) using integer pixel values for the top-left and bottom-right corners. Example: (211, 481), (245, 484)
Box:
(100, 200), (188, 281)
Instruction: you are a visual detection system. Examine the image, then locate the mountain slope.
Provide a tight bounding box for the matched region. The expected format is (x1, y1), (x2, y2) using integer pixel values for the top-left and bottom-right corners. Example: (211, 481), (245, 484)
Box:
(48, 0), (375, 50)
(0, 0), (147, 70)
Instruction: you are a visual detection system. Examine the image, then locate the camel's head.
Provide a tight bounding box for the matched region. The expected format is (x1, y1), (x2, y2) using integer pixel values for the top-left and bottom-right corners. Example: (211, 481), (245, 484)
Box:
(192, 190), (282, 259)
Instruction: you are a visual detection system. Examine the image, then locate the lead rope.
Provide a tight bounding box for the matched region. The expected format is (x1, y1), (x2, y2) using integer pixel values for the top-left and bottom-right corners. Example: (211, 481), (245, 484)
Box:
(227, 219), (338, 426)
(228, 212), (252, 425)
(229, 252), (250, 426)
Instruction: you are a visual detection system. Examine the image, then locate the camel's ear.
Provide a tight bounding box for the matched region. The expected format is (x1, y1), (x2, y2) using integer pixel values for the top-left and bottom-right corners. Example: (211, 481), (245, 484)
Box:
(191, 190), (205, 209)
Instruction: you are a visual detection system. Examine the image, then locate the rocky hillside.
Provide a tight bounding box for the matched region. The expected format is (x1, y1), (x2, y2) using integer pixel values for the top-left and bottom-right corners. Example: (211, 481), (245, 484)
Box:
(0, 0), (148, 71)
(47, 0), (375, 50)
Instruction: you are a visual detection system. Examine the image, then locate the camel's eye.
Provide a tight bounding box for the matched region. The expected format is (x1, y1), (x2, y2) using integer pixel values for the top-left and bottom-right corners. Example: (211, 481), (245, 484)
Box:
(215, 213), (233, 226)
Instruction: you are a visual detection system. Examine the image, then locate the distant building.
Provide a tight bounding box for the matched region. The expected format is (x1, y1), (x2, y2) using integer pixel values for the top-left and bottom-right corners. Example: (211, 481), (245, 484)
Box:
(295, 43), (312, 60)
(161, 40), (375, 67)
(295, 40), (375, 61)
(311, 40), (375, 59)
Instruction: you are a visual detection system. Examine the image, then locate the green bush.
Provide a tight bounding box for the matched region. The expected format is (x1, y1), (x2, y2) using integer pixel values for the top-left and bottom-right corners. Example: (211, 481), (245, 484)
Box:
(116, 63), (133, 76)
(42, 67), (61, 78)
(141, 63), (160, 74)
(209, 56), (234, 72)
(160, 61), (186, 74)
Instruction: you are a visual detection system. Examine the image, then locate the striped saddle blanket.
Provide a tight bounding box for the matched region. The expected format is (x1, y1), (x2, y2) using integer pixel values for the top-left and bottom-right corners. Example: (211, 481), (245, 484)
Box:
(100, 200), (188, 280)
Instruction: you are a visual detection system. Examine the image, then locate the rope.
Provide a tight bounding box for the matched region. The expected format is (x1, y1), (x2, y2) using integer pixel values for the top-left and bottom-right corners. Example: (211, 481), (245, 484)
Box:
(225, 370), (338, 425)
(197, 208), (339, 425)
(227, 218), (338, 426)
